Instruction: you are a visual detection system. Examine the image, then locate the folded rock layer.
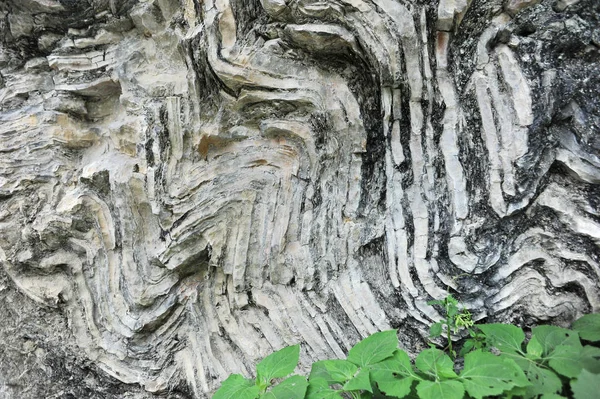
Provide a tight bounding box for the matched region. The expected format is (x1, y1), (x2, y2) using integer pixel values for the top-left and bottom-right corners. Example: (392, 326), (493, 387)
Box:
(0, 0), (599, 397)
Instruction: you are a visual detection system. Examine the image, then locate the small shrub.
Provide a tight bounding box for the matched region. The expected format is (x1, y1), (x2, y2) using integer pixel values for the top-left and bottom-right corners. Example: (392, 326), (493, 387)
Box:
(427, 294), (478, 358)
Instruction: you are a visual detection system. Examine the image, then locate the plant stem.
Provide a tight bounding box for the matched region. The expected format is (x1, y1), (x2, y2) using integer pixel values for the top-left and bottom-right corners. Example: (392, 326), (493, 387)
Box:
(447, 326), (453, 358)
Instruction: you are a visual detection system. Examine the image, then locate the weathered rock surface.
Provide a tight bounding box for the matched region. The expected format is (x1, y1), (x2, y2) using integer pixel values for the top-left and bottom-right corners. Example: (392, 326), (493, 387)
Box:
(0, 0), (599, 397)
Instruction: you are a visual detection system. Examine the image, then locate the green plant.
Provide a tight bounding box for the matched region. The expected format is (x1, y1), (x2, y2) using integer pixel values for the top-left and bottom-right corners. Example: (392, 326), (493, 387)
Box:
(306, 329), (532, 399)
(212, 308), (600, 399)
(476, 319), (600, 398)
(213, 344), (307, 399)
(427, 294), (478, 358)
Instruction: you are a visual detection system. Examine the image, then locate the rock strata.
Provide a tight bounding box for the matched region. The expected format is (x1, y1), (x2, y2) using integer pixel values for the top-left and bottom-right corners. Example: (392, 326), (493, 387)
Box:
(0, 0), (599, 397)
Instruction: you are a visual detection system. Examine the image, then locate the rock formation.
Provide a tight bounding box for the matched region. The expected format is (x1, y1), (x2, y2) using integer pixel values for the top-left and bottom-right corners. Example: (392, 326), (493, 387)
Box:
(0, 0), (599, 397)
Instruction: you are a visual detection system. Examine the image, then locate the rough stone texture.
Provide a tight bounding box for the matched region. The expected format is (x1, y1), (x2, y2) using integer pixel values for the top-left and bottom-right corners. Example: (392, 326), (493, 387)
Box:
(0, 0), (599, 397)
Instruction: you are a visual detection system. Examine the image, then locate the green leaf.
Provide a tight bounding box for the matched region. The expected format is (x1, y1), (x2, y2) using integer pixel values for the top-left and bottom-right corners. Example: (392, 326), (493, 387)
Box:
(526, 335), (544, 359)
(572, 369), (600, 399)
(459, 350), (530, 399)
(348, 330), (398, 367)
(445, 295), (459, 307)
(572, 313), (600, 342)
(214, 374), (260, 399)
(478, 324), (525, 355)
(540, 394), (568, 399)
(416, 380), (464, 399)
(523, 363), (562, 397)
(533, 325), (582, 356)
(459, 339), (475, 357)
(547, 344), (584, 378)
(306, 377), (342, 399)
(447, 307), (459, 320)
(370, 350), (419, 398)
(261, 376), (308, 399)
(503, 385), (528, 398)
(415, 348), (457, 379)
(446, 298), (460, 320)
(430, 322), (443, 338)
(343, 368), (372, 393)
(581, 345), (600, 373)
(256, 345), (300, 388)
(309, 359), (358, 385)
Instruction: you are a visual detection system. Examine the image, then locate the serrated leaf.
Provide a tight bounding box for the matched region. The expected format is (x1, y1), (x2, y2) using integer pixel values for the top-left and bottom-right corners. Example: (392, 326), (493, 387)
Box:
(478, 324), (525, 355)
(309, 359), (358, 384)
(416, 379), (464, 399)
(581, 345), (600, 373)
(415, 348), (457, 379)
(523, 363), (562, 397)
(572, 313), (600, 342)
(445, 295), (459, 306)
(306, 377), (342, 399)
(533, 325), (582, 356)
(256, 345), (300, 388)
(261, 375), (308, 399)
(527, 335), (544, 359)
(547, 344), (584, 378)
(459, 350), (530, 399)
(347, 330), (398, 367)
(343, 368), (372, 393)
(572, 369), (600, 399)
(430, 322), (443, 338)
(213, 374), (260, 399)
(370, 350), (419, 398)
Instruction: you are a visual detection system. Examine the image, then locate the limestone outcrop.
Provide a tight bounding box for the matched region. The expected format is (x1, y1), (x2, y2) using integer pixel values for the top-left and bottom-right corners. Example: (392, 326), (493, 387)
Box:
(0, 0), (599, 397)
